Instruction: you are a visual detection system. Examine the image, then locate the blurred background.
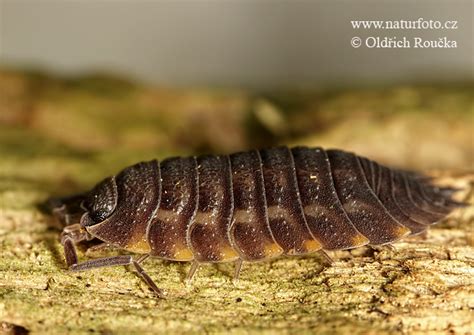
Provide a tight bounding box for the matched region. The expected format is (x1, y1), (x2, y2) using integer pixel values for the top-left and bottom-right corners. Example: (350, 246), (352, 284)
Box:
(0, 0), (472, 200)
(2, 0), (473, 88)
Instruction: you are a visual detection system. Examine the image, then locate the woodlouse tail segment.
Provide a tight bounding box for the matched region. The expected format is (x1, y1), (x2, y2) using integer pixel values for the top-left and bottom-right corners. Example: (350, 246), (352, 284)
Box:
(401, 175), (448, 222)
(360, 157), (464, 229)
(392, 170), (463, 226)
(436, 186), (465, 200)
(418, 182), (468, 210)
(391, 166), (467, 209)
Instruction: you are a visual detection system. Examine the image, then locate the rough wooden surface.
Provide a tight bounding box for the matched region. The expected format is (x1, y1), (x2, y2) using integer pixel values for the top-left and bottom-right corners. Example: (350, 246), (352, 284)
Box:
(1, 174), (472, 335)
(0, 69), (473, 334)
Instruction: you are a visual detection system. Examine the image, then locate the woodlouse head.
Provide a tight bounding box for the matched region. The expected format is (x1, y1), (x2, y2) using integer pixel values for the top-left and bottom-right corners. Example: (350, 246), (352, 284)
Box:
(80, 176), (118, 227)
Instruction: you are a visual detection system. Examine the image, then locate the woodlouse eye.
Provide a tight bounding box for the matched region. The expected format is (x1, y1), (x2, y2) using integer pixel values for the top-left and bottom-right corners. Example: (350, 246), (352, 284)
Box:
(82, 177), (118, 225)
(88, 209), (111, 223)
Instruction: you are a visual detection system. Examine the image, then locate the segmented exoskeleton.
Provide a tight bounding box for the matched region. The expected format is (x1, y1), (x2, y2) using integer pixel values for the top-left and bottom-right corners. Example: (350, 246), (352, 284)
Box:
(50, 147), (463, 297)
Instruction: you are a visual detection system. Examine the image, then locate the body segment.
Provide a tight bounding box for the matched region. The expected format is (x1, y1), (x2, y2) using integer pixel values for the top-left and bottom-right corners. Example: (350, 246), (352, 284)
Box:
(228, 150), (283, 261)
(187, 155), (238, 262)
(260, 147), (321, 255)
(147, 157), (198, 261)
(292, 147), (369, 250)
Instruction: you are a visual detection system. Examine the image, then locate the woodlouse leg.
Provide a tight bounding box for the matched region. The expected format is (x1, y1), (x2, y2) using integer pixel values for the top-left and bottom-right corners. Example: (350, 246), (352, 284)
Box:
(318, 250), (335, 266)
(61, 227), (163, 297)
(368, 244), (397, 253)
(185, 261), (200, 284)
(383, 244), (397, 251)
(63, 235), (79, 267)
(418, 230), (429, 240)
(61, 224), (90, 267)
(233, 259), (243, 282)
(68, 254), (163, 298)
(132, 255), (164, 298)
(69, 255), (134, 271)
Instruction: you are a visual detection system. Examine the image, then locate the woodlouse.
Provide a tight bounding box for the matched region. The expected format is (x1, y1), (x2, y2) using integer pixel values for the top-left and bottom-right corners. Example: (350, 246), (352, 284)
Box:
(49, 146), (463, 297)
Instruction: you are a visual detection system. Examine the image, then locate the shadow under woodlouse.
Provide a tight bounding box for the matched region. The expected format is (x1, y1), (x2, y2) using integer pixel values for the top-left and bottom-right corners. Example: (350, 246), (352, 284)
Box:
(45, 146), (466, 297)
